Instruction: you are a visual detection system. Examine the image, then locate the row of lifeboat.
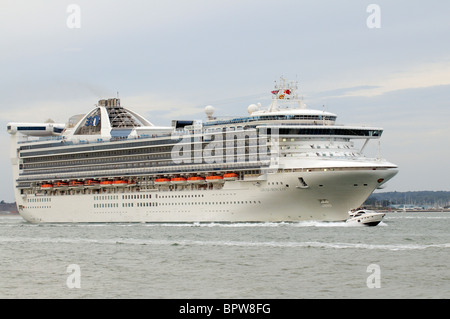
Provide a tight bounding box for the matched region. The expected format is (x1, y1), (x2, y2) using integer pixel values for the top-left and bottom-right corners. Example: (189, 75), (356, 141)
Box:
(154, 173), (239, 185)
(40, 179), (136, 190)
(39, 173), (240, 190)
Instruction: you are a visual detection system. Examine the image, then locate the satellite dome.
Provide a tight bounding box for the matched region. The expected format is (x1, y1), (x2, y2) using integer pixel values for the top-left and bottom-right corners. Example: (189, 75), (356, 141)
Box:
(205, 105), (214, 117)
(248, 104), (258, 115)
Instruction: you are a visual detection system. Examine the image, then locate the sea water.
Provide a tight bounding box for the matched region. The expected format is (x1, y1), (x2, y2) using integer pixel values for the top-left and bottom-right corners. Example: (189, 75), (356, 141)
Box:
(0, 212), (448, 299)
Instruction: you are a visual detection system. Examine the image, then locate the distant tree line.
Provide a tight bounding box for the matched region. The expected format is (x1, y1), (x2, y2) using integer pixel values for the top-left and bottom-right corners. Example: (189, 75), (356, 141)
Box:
(364, 191), (450, 208)
(0, 200), (18, 213)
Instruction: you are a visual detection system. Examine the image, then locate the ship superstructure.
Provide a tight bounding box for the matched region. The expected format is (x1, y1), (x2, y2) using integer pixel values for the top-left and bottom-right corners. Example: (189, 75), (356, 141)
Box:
(7, 79), (398, 223)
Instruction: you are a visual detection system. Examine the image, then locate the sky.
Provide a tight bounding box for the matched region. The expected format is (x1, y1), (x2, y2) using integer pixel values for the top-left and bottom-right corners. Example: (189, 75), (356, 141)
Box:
(1, 0), (449, 201)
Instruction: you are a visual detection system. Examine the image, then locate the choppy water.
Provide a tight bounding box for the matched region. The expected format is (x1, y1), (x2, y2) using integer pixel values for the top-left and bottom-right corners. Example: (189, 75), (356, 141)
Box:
(0, 212), (448, 299)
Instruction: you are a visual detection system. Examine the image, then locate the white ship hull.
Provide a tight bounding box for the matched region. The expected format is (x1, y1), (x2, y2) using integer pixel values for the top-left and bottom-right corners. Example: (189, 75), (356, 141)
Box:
(15, 169), (397, 223)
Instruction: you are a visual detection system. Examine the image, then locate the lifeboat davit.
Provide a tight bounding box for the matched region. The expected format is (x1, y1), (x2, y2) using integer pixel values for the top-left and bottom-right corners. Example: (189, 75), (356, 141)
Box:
(205, 175), (224, 183)
(84, 180), (100, 189)
(127, 179), (137, 187)
(68, 180), (84, 189)
(53, 181), (69, 190)
(223, 173), (238, 181)
(154, 178), (170, 185)
(171, 177), (187, 185)
(187, 176), (205, 184)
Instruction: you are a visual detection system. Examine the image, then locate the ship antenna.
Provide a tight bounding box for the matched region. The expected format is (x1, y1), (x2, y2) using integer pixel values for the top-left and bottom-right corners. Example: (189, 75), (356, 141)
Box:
(322, 105), (326, 125)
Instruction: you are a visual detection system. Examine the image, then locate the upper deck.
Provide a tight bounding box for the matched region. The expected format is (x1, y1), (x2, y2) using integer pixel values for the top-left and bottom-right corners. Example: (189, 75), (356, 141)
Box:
(8, 77), (384, 148)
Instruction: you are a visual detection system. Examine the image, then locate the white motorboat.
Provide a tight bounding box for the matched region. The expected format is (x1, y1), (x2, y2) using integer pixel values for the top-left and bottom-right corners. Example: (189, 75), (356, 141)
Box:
(346, 209), (385, 226)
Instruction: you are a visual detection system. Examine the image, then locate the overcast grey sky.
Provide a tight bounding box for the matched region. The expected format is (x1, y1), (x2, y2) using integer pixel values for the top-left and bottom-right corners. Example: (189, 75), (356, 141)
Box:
(1, 0), (449, 201)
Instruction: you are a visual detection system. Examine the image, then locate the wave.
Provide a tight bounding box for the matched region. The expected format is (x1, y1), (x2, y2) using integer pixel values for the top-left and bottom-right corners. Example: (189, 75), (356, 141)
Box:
(142, 221), (360, 228)
(140, 222), (348, 228)
(386, 216), (450, 220)
(1, 236), (448, 251)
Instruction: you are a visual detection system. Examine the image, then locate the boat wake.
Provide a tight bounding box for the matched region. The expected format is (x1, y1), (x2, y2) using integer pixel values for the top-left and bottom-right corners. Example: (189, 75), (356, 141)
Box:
(141, 221), (359, 228)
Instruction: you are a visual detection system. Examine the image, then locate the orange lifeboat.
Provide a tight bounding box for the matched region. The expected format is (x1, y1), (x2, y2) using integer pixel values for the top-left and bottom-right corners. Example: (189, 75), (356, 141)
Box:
(171, 177), (187, 184)
(112, 179), (128, 187)
(100, 180), (113, 188)
(187, 176), (205, 184)
(154, 178), (170, 185)
(205, 175), (224, 183)
(84, 180), (100, 189)
(223, 173), (238, 181)
(40, 183), (53, 190)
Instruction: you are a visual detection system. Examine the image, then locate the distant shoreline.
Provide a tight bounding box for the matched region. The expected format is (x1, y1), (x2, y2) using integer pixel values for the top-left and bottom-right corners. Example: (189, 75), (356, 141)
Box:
(0, 202), (18, 214)
(378, 209), (450, 213)
(0, 211), (18, 215)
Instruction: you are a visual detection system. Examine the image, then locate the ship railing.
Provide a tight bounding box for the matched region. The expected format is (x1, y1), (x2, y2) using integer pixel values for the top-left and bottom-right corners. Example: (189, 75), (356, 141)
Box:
(17, 135), (65, 144)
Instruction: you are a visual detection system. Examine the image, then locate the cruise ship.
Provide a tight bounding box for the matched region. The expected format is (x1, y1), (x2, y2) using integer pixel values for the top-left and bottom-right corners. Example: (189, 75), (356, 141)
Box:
(7, 79), (398, 223)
